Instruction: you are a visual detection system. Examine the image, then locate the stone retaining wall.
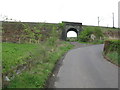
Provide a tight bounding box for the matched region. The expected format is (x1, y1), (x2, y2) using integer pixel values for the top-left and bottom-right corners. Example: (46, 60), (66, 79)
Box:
(2, 21), (58, 43)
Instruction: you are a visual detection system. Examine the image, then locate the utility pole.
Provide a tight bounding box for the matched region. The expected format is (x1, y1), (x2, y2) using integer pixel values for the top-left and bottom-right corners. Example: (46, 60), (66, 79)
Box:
(112, 13), (115, 28)
(98, 17), (100, 26)
(118, 1), (120, 28)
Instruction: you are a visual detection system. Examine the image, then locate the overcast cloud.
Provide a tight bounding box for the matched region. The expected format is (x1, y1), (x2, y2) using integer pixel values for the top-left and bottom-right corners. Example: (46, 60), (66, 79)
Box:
(0, 0), (119, 27)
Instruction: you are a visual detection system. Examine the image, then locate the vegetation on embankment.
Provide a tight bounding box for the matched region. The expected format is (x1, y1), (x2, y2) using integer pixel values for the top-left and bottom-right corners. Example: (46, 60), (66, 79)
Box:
(2, 43), (39, 73)
(78, 25), (119, 44)
(2, 21), (62, 43)
(67, 37), (77, 42)
(103, 40), (120, 66)
(7, 41), (73, 88)
(83, 25), (119, 33)
(2, 22), (73, 88)
(78, 26), (104, 44)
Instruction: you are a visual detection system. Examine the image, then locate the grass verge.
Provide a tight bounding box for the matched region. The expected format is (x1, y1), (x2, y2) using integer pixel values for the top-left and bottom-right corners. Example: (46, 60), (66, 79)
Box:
(106, 51), (119, 66)
(5, 41), (73, 88)
(78, 40), (104, 44)
(2, 43), (39, 73)
(103, 40), (120, 66)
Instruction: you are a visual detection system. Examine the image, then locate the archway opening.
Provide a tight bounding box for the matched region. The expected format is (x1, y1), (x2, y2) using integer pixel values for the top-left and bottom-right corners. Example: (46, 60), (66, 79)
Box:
(67, 31), (77, 37)
(66, 28), (78, 41)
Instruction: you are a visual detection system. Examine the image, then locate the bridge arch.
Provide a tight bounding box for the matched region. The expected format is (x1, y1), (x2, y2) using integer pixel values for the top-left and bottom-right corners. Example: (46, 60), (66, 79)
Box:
(67, 28), (78, 37)
(61, 21), (82, 40)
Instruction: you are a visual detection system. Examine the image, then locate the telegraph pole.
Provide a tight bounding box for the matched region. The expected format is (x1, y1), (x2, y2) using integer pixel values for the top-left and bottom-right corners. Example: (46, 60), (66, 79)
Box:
(98, 17), (100, 26)
(112, 13), (115, 28)
(118, 1), (120, 28)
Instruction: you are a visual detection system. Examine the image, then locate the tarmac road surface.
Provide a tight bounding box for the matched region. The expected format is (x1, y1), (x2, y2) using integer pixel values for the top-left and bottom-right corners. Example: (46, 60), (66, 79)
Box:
(54, 44), (118, 88)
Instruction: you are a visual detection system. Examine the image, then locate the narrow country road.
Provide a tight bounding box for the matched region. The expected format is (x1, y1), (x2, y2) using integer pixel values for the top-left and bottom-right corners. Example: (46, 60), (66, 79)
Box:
(54, 42), (118, 88)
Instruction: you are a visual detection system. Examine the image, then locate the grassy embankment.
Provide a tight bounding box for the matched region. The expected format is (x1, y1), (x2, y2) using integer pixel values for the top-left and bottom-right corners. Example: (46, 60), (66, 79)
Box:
(78, 26), (118, 44)
(2, 22), (74, 88)
(3, 41), (73, 88)
(106, 52), (119, 64)
(104, 40), (120, 66)
(2, 42), (73, 88)
(2, 43), (39, 73)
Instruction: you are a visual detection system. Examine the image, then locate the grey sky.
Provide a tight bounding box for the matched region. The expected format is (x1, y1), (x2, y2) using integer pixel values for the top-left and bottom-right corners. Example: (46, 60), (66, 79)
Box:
(0, 0), (119, 27)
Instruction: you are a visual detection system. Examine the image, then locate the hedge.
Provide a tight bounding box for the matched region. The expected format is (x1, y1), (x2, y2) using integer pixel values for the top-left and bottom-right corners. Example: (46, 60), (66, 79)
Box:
(104, 40), (120, 55)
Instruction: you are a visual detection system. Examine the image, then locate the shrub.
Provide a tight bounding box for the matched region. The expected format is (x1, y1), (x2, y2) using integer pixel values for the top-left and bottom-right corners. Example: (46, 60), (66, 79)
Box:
(78, 26), (103, 42)
(92, 27), (103, 39)
(46, 26), (59, 46)
(58, 22), (65, 30)
(78, 27), (92, 42)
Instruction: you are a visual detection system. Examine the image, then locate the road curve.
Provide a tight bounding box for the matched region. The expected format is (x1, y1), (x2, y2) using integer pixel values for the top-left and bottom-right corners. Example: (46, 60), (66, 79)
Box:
(54, 44), (118, 88)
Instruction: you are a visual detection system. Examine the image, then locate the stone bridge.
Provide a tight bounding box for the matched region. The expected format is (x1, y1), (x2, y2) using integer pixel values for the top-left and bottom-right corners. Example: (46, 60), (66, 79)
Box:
(2, 21), (83, 42)
(61, 21), (82, 40)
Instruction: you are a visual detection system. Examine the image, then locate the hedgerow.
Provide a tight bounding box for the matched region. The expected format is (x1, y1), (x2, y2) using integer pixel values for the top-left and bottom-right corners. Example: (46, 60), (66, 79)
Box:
(104, 40), (120, 54)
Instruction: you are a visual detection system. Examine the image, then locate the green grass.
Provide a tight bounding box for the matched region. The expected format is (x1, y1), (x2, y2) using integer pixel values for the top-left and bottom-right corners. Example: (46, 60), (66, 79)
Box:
(100, 27), (119, 33)
(83, 25), (119, 33)
(2, 23), (74, 88)
(78, 25), (119, 44)
(78, 40), (104, 44)
(91, 40), (104, 44)
(106, 51), (119, 65)
(66, 37), (77, 42)
(103, 40), (120, 66)
(6, 42), (73, 88)
(2, 43), (39, 73)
